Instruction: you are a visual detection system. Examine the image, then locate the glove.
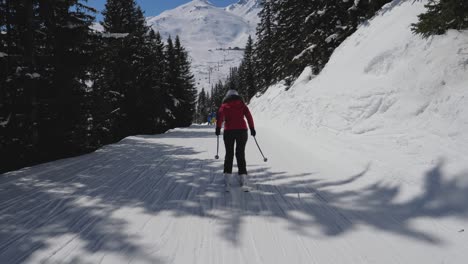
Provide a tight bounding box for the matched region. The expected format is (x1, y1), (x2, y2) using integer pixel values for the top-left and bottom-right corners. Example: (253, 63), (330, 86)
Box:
(250, 128), (256, 137)
(215, 127), (221, 136)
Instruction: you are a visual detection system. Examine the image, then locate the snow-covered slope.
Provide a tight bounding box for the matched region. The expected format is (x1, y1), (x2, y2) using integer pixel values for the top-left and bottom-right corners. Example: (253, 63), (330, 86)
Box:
(2, 124), (468, 263)
(148, 0), (261, 92)
(250, 0), (468, 179)
(225, 0), (261, 26)
(2, 2), (468, 263)
(90, 22), (104, 32)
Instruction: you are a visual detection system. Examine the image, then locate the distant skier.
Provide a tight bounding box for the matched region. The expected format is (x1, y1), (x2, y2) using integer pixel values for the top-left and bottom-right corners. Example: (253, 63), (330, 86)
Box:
(207, 113), (212, 125)
(211, 115), (217, 126)
(215, 90), (256, 192)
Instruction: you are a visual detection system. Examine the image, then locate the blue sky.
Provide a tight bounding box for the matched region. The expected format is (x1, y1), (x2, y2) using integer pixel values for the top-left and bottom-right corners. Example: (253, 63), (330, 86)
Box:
(88, 0), (239, 20)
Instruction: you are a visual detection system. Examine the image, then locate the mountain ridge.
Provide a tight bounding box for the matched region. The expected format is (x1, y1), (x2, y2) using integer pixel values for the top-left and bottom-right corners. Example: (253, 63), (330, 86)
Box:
(147, 0), (261, 92)
(92, 0), (261, 92)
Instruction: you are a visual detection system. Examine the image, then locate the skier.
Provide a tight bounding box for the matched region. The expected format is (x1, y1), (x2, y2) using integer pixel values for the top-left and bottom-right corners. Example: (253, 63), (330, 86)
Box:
(215, 90), (256, 192)
(207, 113), (212, 125)
(211, 116), (217, 126)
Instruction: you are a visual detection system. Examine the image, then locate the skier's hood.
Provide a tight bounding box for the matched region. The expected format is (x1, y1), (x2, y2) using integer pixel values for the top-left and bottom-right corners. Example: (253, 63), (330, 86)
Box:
(223, 90), (243, 103)
(225, 89), (239, 98)
(223, 91), (244, 104)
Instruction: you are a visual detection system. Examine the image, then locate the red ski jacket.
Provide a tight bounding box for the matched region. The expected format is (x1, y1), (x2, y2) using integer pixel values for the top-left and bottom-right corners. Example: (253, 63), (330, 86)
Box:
(217, 99), (255, 131)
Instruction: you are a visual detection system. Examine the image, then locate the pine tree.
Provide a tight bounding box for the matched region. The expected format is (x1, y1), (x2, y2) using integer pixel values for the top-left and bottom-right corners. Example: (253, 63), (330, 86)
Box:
(254, 0), (276, 92)
(164, 36), (178, 127)
(40, 0), (97, 155)
(238, 61), (248, 99)
(99, 0), (149, 136)
(251, 0), (392, 94)
(0, 0), (13, 129)
(302, 1), (351, 74)
(412, 0), (468, 38)
(101, 0), (148, 36)
(285, 0), (321, 75)
(173, 36), (197, 127)
(211, 80), (227, 109)
(271, 0), (310, 82)
(87, 33), (122, 146)
(225, 67), (240, 92)
(196, 88), (208, 123)
(239, 35), (257, 102)
(0, 0), (98, 172)
(136, 29), (166, 133)
(147, 30), (170, 132)
(0, 0), (39, 171)
(0, 1), (6, 52)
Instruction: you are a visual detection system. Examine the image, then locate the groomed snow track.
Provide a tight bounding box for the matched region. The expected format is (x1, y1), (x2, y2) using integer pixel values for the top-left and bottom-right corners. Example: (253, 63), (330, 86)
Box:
(1, 126), (468, 263)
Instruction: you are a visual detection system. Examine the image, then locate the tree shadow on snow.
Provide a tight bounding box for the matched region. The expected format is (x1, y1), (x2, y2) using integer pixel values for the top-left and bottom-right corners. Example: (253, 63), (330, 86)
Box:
(1, 127), (468, 262)
(138, 124), (218, 139)
(240, 161), (468, 245)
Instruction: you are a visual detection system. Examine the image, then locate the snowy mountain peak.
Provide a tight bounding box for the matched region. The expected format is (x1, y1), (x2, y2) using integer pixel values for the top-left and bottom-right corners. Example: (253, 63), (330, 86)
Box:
(226, 0), (261, 11)
(166, 0), (215, 14)
(180, 0), (217, 10)
(147, 0), (261, 92)
(186, 0), (214, 7)
(192, 0), (213, 4)
(226, 0), (261, 26)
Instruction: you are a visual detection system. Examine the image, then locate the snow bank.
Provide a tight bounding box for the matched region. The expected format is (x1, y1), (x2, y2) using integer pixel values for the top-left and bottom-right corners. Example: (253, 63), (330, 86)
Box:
(250, 0), (468, 178)
(90, 23), (104, 32)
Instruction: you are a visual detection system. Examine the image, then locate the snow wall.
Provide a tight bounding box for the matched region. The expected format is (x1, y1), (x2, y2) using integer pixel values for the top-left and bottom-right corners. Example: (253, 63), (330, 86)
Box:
(249, 0), (468, 175)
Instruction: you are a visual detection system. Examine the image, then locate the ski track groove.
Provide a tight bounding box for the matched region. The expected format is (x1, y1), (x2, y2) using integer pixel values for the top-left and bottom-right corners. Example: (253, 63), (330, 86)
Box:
(78, 150), (184, 262)
(2, 126), (466, 263)
(254, 184), (290, 262)
(242, 190), (267, 264)
(276, 184), (345, 263)
(294, 184), (364, 263)
(0, 149), (108, 186)
(57, 156), (176, 263)
(258, 182), (352, 263)
(121, 149), (216, 263)
(297, 181), (407, 264)
(0, 142), (172, 262)
(274, 186), (320, 263)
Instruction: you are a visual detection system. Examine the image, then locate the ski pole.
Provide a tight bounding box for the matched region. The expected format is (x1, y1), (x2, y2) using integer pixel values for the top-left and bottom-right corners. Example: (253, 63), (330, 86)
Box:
(253, 136), (268, 162)
(215, 135), (220, 159)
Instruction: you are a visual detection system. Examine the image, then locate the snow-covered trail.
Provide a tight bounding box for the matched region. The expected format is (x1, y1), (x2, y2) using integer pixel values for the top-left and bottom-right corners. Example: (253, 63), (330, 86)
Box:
(1, 125), (468, 264)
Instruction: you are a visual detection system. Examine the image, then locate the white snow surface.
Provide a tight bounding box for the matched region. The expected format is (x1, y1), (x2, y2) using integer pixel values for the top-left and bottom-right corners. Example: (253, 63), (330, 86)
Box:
(1, 124), (468, 263)
(90, 22), (104, 32)
(147, 0), (261, 92)
(250, 0), (468, 186)
(225, 0), (261, 26)
(2, 1), (468, 263)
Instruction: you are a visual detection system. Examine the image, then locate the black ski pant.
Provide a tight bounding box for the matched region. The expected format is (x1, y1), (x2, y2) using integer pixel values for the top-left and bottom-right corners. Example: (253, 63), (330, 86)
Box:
(223, 129), (248, 175)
